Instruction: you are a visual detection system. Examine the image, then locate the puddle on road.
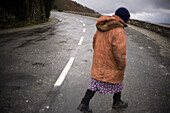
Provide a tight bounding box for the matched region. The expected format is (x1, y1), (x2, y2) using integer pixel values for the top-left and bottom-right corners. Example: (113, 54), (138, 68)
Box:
(32, 62), (45, 67)
(59, 41), (67, 43)
(10, 85), (21, 90)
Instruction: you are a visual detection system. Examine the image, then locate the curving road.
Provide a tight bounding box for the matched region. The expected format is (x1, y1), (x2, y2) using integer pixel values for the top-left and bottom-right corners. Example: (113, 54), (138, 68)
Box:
(0, 11), (169, 113)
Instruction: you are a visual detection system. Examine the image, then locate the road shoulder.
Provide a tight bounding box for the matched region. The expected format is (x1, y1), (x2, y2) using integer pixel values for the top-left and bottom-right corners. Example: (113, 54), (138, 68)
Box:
(128, 24), (170, 57)
(0, 16), (59, 35)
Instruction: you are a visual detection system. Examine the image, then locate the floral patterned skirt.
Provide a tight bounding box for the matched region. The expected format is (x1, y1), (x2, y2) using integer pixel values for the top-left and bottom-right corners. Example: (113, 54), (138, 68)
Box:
(88, 78), (123, 95)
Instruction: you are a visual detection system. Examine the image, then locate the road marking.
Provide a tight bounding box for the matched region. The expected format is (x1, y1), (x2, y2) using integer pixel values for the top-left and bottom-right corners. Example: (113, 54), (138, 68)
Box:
(139, 47), (144, 50)
(148, 46), (152, 49)
(83, 23), (85, 26)
(83, 28), (86, 32)
(80, 20), (83, 23)
(54, 57), (75, 87)
(78, 36), (84, 45)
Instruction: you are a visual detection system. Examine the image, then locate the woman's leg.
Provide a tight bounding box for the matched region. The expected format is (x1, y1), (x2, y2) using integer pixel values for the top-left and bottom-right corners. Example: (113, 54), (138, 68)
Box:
(113, 92), (121, 103)
(77, 89), (96, 112)
(81, 89), (96, 105)
(112, 92), (128, 108)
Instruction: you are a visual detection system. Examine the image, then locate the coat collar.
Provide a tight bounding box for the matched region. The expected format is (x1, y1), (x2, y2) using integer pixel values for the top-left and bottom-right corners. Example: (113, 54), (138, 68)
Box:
(96, 15), (127, 31)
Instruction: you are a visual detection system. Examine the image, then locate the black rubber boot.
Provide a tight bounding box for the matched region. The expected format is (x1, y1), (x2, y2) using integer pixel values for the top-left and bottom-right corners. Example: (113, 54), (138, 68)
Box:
(77, 90), (95, 113)
(112, 100), (128, 108)
(112, 92), (128, 109)
(77, 104), (93, 113)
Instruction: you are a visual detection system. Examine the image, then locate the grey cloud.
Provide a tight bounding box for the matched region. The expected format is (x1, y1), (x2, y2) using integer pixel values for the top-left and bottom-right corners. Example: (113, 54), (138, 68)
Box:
(73, 0), (170, 23)
(153, 0), (170, 9)
(73, 0), (170, 13)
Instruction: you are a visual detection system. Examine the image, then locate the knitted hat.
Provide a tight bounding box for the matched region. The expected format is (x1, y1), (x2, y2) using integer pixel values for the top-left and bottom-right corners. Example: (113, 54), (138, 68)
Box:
(115, 7), (130, 23)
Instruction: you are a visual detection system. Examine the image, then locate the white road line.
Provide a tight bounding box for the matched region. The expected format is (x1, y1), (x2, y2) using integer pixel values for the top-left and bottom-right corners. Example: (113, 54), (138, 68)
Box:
(54, 57), (75, 87)
(78, 36), (84, 45)
(80, 20), (83, 23)
(83, 23), (85, 26)
(83, 28), (86, 32)
(139, 47), (144, 50)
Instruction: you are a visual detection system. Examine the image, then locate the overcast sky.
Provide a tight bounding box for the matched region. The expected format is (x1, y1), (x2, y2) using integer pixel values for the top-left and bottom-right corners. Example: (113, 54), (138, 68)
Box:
(72, 0), (170, 24)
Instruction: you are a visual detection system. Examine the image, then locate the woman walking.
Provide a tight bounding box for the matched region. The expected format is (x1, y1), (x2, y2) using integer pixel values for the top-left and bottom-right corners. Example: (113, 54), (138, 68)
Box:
(77, 7), (130, 113)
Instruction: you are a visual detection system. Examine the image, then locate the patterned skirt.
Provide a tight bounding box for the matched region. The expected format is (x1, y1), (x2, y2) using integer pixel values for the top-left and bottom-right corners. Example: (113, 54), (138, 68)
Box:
(88, 78), (123, 95)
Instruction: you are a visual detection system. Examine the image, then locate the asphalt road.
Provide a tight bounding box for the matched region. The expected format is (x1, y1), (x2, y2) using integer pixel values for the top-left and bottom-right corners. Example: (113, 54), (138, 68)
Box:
(0, 11), (170, 113)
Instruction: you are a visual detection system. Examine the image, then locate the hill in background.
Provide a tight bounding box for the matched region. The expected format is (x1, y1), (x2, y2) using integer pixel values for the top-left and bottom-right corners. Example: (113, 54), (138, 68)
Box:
(53, 0), (99, 14)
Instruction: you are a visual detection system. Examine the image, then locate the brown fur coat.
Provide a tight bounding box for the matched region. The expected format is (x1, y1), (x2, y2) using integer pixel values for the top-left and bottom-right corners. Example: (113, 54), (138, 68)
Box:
(90, 15), (127, 84)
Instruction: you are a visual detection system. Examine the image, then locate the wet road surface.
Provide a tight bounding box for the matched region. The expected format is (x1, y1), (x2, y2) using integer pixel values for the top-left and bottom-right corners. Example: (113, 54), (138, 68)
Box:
(0, 11), (170, 113)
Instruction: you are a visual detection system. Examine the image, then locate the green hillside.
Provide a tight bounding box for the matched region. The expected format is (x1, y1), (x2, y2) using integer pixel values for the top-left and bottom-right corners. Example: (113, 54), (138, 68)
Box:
(53, 0), (98, 14)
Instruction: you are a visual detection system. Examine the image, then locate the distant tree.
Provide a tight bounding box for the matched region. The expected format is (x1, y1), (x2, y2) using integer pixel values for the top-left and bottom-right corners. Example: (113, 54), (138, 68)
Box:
(44, 0), (55, 18)
(0, 0), (29, 20)
(14, 0), (29, 20)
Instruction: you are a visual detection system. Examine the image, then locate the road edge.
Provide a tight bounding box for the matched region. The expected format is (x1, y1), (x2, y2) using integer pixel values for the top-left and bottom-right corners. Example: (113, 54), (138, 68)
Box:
(0, 16), (59, 35)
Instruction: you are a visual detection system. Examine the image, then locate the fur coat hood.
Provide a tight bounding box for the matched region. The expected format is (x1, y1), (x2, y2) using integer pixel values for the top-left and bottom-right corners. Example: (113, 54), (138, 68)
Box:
(96, 15), (127, 31)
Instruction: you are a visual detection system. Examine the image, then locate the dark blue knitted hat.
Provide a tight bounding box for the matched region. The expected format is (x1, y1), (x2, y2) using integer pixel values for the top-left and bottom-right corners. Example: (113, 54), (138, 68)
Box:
(115, 7), (130, 23)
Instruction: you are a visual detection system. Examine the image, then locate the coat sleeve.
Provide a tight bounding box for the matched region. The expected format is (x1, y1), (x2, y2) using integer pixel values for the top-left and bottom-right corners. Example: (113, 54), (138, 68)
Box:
(111, 28), (127, 71)
(93, 32), (97, 49)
